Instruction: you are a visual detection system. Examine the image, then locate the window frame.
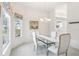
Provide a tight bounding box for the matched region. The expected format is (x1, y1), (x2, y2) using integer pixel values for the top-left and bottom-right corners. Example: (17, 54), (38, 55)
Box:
(14, 13), (23, 37)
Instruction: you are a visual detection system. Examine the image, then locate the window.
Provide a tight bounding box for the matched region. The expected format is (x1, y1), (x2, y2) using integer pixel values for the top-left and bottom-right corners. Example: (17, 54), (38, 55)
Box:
(2, 7), (11, 49)
(14, 13), (23, 37)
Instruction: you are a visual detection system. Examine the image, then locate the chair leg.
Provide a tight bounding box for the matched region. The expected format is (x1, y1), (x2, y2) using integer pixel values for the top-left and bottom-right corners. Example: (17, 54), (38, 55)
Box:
(35, 46), (38, 55)
(47, 50), (49, 56)
(46, 44), (49, 56)
(57, 53), (59, 56)
(34, 45), (38, 55)
(66, 52), (67, 56)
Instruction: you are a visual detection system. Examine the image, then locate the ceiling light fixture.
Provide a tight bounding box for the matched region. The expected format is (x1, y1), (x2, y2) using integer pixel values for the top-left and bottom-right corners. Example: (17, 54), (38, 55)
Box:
(40, 17), (51, 22)
(40, 18), (44, 22)
(44, 17), (51, 21)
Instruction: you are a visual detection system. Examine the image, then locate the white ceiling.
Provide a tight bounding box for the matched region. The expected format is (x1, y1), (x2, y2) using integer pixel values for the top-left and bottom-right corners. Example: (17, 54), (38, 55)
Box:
(11, 2), (67, 12)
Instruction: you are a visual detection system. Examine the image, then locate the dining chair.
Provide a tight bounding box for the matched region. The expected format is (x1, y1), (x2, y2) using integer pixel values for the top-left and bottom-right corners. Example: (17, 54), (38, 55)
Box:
(50, 31), (57, 42)
(48, 33), (71, 56)
(32, 31), (38, 52)
(32, 31), (45, 54)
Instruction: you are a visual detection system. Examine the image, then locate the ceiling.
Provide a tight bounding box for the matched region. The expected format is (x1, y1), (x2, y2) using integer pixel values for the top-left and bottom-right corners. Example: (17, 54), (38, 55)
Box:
(11, 2), (67, 12)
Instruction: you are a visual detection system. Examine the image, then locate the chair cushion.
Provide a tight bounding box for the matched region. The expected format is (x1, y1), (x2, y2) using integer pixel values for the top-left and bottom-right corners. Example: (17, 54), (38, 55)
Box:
(48, 45), (58, 55)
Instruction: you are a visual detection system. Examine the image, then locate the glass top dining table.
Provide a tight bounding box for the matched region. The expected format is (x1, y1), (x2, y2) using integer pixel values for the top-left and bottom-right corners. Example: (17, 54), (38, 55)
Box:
(36, 34), (56, 55)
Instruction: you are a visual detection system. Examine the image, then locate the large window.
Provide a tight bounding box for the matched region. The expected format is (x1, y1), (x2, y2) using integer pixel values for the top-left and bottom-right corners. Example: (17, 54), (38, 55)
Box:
(2, 7), (11, 49)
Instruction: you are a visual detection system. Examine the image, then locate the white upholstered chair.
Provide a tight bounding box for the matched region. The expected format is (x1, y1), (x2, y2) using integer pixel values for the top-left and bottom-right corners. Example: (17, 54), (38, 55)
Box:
(32, 31), (38, 51)
(32, 31), (45, 54)
(50, 31), (57, 42)
(48, 33), (71, 56)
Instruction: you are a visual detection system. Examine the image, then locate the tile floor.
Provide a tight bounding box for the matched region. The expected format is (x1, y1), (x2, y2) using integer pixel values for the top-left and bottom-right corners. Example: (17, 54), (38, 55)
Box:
(10, 42), (79, 56)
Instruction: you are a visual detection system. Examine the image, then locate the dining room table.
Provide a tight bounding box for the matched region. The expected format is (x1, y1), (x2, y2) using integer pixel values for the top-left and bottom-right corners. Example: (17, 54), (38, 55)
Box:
(36, 34), (57, 55)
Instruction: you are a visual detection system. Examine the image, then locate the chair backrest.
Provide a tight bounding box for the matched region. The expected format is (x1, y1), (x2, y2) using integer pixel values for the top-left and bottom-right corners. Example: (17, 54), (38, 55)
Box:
(58, 33), (71, 55)
(50, 31), (57, 42)
(32, 31), (37, 48)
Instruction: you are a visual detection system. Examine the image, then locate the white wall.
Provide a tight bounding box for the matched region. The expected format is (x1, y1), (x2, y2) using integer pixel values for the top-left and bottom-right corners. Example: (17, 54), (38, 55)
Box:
(49, 4), (67, 35)
(55, 4), (67, 18)
(48, 10), (55, 35)
(67, 2), (79, 49)
(11, 3), (50, 48)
